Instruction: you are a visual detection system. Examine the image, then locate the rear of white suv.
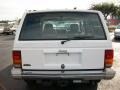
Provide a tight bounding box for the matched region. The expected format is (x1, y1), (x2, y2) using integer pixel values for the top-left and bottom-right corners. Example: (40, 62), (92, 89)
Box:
(11, 10), (115, 89)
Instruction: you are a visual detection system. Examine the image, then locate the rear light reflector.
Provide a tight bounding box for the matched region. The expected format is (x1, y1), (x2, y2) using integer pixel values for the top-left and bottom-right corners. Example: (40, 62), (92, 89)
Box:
(12, 50), (22, 68)
(105, 49), (114, 68)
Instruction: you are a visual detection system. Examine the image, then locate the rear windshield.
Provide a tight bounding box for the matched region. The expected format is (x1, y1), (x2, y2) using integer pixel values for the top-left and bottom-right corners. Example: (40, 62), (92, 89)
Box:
(19, 12), (106, 40)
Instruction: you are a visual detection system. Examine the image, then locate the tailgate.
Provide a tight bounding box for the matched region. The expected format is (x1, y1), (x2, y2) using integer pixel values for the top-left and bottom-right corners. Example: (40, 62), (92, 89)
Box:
(14, 40), (112, 70)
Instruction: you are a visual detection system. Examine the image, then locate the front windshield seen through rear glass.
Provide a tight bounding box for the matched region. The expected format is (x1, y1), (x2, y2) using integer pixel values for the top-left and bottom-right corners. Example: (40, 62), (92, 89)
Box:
(19, 12), (106, 40)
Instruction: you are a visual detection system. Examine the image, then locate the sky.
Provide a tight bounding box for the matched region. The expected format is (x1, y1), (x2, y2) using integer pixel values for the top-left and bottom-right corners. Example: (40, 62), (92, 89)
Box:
(0, 0), (118, 20)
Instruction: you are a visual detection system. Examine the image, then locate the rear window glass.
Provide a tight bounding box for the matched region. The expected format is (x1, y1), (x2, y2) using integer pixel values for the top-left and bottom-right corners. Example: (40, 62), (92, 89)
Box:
(19, 12), (106, 40)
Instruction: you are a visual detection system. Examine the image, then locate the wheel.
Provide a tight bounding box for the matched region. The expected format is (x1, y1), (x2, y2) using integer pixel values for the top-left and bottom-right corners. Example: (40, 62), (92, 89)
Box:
(88, 80), (99, 90)
(11, 31), (15, 35)
(10, 32), (13, 35)
(3, 32), (7, 35)
(88, 82), (98, 90)
(82, 81), (99, 90)
(114, 36), (119, 40)
(114, 37), (117, 40)
(57, 80), (69, 87)
(24, 80), (36, 86)
(24, 80), (38, 90)
(12, 31), (16, 35)
(6, 32), (10, 35)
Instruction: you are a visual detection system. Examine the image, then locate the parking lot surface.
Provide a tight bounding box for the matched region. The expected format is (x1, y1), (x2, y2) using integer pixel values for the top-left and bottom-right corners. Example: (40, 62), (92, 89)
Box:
(0, 33), (120, 90)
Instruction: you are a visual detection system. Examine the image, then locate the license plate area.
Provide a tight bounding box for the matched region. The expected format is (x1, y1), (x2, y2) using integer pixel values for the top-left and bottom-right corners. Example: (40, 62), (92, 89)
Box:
(44, 53), (81, 64)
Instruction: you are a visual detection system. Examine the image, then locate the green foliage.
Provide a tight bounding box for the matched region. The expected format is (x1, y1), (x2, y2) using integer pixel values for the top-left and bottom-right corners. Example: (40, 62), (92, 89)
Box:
(116, 6), (120, 16)
(91, 3), (119, 19)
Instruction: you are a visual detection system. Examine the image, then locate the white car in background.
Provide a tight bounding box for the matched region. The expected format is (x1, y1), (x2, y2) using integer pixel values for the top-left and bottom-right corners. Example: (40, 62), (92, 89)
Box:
(114, 24), (120, 39)
(3, 25), (17, 35)
(0, 27), (4, 34)
(10, 25), (18, 35)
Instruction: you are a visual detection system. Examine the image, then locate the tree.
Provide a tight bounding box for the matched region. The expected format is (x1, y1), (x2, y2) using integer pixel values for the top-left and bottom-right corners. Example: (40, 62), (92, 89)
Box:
(91, 3), (118, 20)
(116, 5), (120, 17)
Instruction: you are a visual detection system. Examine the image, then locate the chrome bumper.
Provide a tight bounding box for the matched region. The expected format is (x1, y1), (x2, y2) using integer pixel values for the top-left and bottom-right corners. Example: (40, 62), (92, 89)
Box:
(11, 68), (115, 80)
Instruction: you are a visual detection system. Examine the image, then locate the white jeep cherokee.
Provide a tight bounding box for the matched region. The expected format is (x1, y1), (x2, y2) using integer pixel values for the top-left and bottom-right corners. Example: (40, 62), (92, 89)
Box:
(11, 10), (115, 89)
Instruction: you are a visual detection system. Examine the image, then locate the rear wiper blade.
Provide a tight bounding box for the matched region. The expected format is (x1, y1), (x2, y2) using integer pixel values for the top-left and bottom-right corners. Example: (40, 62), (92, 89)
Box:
(61, 39), (70, 44)
(61, 35), (93, 44)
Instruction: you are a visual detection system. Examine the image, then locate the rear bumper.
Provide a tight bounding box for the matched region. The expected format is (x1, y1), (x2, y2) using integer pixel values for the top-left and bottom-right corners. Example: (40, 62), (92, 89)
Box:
(11, 68), (115, 80)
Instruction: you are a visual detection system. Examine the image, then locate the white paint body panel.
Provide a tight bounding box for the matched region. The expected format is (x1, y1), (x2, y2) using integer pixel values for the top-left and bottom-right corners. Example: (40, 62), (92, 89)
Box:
(14, 41), (111, 70)
(13, 10), (112, 70)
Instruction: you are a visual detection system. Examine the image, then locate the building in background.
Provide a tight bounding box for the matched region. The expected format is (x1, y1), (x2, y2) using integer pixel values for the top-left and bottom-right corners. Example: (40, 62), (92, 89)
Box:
(108, 16), (120, 26)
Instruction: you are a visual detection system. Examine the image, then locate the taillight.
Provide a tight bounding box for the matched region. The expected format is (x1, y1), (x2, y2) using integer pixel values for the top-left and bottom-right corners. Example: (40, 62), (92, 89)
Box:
(12, 50), (22, 68)
(104, 49), (114, 68)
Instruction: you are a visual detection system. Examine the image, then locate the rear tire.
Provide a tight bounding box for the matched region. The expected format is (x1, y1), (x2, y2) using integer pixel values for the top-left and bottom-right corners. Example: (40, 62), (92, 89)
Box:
(6, 32), (10, 35)
(88, 81), (100, 90)
(114, 37), (117, 40)
(83, 80), (99, 90)
(12, 31), (16, 35)
(114, 36), (119, 40)
(24, 80), (36, 86)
